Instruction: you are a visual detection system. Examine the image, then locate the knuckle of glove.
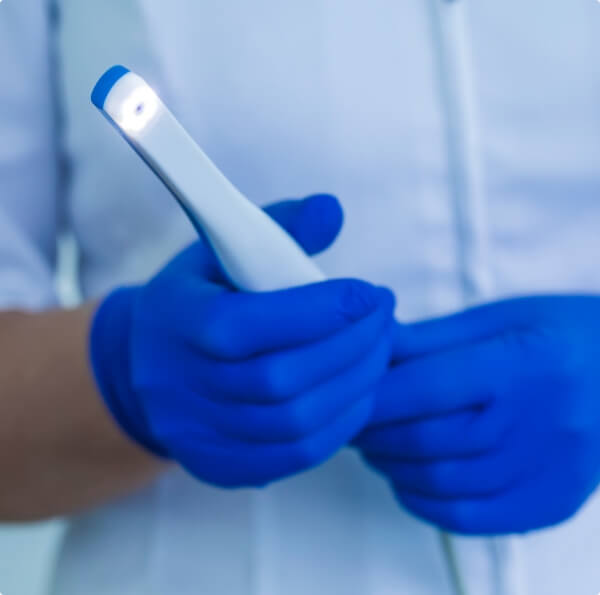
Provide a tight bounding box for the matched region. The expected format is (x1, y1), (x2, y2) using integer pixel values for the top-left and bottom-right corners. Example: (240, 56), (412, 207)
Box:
(254, 357), (299, 401)
(278, 400), (317, 441)
(197, 297), (247, 360)
(335, 280), (382, 325)
(289, 436), (325, 471)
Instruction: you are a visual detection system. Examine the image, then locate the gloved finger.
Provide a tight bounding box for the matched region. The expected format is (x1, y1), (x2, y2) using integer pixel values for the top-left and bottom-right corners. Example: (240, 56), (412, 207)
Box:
(171, 394), (374, 488)
(354, 404), (511, 461)
(368, 337), (510, 426)
(186, 297), (394, 402)
(184, 331), (391, 442)
(396, 469), (577, 535)
(263, 194), (344, 255)
(368, 441), (531, 500)
(392, 297), (547, 361)
(175, 278), (395, 360)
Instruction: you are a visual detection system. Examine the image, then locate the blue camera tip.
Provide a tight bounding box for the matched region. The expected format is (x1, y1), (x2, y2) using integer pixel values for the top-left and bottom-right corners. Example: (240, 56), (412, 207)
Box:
(91, 65), (130, 109)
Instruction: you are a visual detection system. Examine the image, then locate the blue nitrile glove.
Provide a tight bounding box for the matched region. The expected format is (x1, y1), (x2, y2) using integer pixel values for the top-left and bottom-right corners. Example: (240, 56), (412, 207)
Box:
(355, 295), (600, 534)
(90, 194), (395, 488)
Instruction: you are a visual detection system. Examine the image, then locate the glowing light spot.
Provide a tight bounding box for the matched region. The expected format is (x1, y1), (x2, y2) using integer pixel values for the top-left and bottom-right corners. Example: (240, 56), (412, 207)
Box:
(117, 85), (159, 133)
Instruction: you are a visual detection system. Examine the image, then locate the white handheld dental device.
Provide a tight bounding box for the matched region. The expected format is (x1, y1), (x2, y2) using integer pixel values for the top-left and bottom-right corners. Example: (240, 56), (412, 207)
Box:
(91, 65), (325, 292)
(92, 65), (466, 595)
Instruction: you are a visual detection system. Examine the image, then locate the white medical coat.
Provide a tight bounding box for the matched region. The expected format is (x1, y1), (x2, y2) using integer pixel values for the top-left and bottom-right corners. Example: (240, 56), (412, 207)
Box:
(1, 1), (600, 593)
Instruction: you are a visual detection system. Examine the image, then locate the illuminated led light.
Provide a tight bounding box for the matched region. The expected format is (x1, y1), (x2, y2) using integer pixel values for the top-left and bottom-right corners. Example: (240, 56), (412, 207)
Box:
(116, 85), (159, 133)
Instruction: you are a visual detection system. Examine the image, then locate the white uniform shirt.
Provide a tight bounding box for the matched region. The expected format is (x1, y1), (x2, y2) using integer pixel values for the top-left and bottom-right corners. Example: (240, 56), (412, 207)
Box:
(1, 1), (600, 594)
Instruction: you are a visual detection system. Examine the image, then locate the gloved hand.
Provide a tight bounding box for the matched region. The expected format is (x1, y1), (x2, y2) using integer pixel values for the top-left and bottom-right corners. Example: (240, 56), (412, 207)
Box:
(90, 194), (395, 488)
(355, 296), (600, 534)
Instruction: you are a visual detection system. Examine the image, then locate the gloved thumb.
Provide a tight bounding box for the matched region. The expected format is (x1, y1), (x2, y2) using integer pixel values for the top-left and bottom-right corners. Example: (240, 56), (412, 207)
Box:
(167, 194), (343, 283)
(263, 194), (344, 256)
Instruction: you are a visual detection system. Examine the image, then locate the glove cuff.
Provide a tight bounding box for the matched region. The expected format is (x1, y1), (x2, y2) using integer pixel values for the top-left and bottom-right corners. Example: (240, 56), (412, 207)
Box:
(89, 286), (168, 457)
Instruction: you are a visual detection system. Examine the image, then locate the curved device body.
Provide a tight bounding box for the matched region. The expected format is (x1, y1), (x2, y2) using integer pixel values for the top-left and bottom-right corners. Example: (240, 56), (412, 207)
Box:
(92, 66), (325, 292)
